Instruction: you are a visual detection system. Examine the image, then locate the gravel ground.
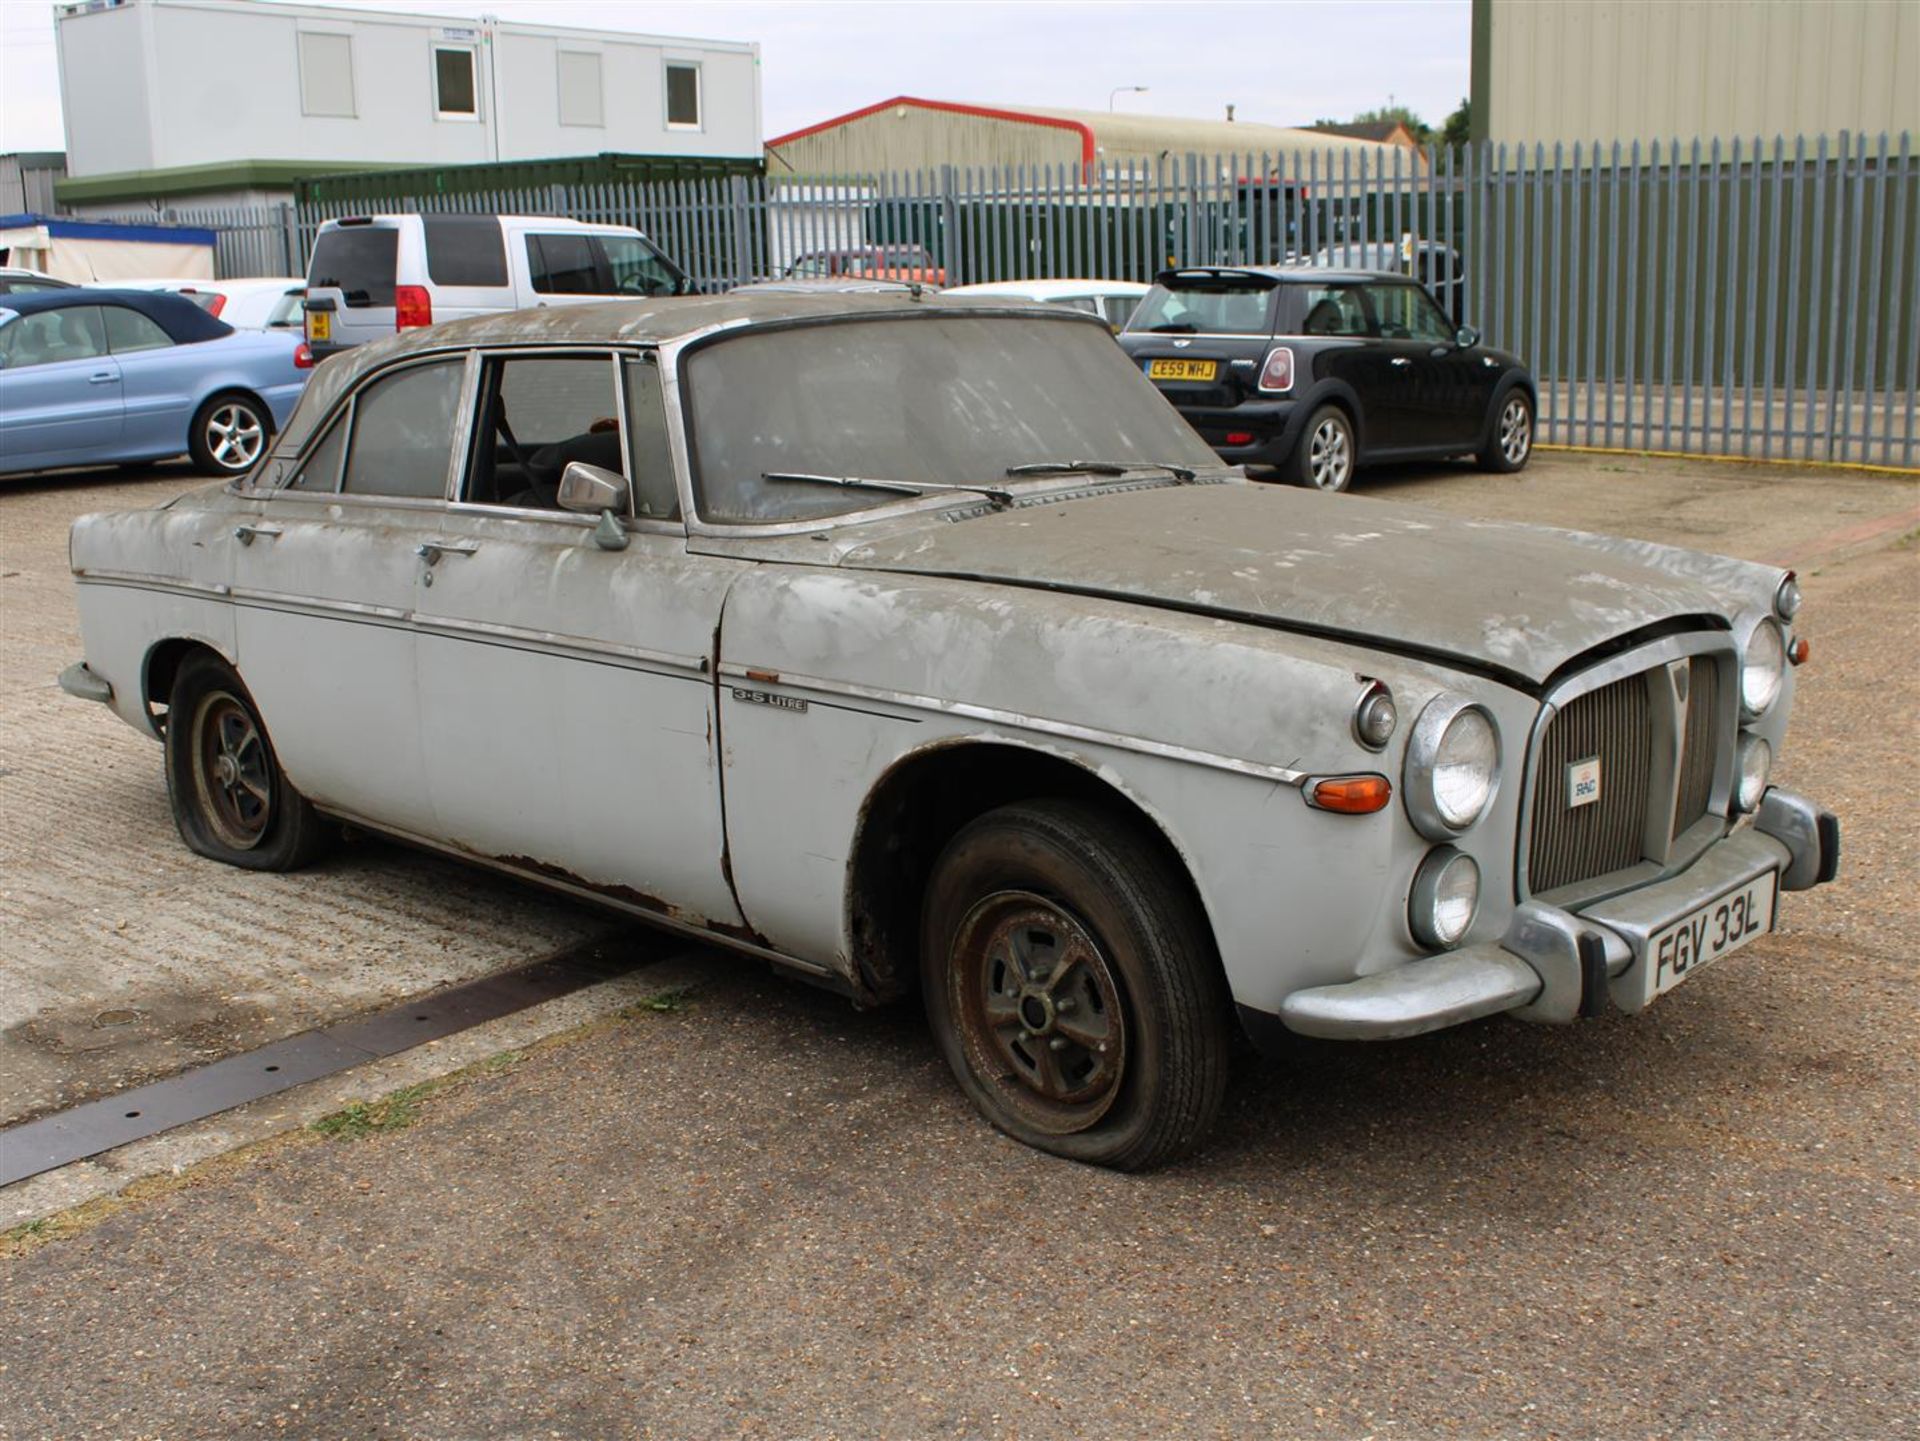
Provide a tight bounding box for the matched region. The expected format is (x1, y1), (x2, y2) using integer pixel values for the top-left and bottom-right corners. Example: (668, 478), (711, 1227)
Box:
(1, 452), (1916, 1439)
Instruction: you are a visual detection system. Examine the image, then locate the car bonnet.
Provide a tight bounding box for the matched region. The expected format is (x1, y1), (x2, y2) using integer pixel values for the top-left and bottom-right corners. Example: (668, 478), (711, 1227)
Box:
(828, 482), (1771, 689)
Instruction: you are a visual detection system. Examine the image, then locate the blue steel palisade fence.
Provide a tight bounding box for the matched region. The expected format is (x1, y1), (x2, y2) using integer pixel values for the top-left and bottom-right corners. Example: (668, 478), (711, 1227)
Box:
(93, 134), (1917, 468)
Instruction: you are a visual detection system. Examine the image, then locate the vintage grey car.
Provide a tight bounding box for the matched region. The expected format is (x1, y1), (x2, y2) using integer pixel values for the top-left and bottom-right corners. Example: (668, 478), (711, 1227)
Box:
(61, 294), (1840, 1169)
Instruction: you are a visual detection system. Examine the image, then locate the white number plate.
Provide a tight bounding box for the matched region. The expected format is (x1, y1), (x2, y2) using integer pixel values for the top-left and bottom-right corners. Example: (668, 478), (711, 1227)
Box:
(1646, 871), (1777, 999)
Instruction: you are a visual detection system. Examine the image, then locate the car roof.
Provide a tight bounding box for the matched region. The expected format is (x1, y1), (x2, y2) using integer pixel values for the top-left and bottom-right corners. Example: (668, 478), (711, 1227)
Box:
(946, 279), (1149, 299)
(279, 292), (1088, 455)
(1154, 264), (1416, 286)
(0, 286), (236, 341)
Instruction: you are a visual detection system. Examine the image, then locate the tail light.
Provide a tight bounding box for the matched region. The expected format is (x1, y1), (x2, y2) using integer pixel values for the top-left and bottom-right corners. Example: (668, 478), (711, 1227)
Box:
(1258, 345), (1295, 392)
(293, 342), (315, 370)
(1224, 431), (1254, 446)
(395, 285), (432, 330)
(204, 293), (227, 318)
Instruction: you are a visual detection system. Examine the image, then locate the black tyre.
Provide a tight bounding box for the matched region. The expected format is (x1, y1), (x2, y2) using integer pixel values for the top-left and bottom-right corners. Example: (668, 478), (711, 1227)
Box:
(165, 651), (326, 870)
(920, 799), (1230, 1170)
(1283, 404), (1356, 492)
(1478, 388), (1534, 473)
(188, 393), (272, 477)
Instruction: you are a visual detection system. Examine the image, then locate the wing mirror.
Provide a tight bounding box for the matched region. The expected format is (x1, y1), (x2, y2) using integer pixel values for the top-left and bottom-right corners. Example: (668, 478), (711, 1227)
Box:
(557, 461), (632, 551)
(1455, 325), (1481, 350)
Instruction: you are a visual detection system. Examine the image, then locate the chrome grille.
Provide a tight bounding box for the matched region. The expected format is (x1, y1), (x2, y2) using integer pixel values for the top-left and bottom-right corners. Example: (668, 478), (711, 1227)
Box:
(1672, 657), (1721, 840)
(1528, 674), (1654, 893)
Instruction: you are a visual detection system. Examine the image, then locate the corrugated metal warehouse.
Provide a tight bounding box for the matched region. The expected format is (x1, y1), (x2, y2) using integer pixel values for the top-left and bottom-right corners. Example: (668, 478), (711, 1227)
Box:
(1472, 0), (1920, 148)
(767, 97), (1412, 177)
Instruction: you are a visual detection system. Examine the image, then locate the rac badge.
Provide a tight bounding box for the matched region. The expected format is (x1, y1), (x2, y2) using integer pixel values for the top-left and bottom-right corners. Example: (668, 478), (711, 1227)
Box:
(1566, 755), (1602, 810)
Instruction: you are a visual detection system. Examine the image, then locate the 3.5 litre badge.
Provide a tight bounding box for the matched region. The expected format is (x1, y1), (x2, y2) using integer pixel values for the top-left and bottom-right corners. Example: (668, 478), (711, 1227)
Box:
(1566, 755), (1602, 809)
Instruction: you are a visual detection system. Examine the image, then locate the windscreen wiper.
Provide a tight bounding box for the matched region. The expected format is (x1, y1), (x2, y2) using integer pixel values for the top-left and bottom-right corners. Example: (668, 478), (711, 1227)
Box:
(1004, 460), (1198, 482)
(763, 471), (1019, 505)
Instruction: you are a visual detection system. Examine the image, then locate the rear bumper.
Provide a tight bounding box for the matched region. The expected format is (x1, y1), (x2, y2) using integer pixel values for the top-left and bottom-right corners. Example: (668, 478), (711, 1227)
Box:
(1165, 397), (1306, 467)
(1270, 788), (1839, 1042)
(58, 661), (113, 704)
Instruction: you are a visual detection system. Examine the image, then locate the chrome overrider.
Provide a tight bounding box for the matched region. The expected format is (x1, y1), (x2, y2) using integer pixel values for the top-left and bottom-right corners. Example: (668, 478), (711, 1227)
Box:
(1280, 787), (1840, 1040)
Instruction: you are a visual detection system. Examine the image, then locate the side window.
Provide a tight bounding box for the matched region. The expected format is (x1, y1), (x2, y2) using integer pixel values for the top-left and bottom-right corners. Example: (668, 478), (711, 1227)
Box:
(623, 355), (681, 521)
(103, 306), (174, 354)
(664, 62), (700, 129)
(340, 360), (464, 499)
(1298, 285), (1369, 337)
(0, 306), (108, 368)
(423, 217), (507, 287)
(1100, 294), (1140, 329)
(433, 45), (477, 118)
(1365, 284), (1453, 343)
(464, 354), (621, 509)
(597, 235), (684, 297)
(287, 414), (349, 492)
(526, 234), (598, 296)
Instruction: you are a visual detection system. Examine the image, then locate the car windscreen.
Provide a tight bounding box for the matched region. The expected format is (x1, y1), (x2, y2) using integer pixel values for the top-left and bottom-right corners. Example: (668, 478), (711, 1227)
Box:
(308, 227), (398, 308)
(1127, 283), (1275, 335)
(600, 234), (685, 296)
(683, 314), (1220, 525)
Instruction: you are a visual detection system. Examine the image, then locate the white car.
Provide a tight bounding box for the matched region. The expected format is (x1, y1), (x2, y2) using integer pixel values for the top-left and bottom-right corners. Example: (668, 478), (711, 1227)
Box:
(943, 278), (1149, 330)
(0, 265), (74, 296)
(59, 294), (1839, 1169)
(104, 278), (306, 331)
(302, 214), (688, 359)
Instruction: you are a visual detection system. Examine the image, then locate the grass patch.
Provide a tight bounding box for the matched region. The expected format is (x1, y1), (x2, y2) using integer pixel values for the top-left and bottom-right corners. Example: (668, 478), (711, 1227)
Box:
(309, 1080), (438, 1140)
(620, 984), (698, 1018)
(3, 1217), (52, 1244)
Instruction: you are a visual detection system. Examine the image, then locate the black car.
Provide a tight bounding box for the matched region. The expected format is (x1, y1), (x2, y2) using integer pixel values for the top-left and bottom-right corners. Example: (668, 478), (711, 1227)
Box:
(1118, 266), (1535, 491)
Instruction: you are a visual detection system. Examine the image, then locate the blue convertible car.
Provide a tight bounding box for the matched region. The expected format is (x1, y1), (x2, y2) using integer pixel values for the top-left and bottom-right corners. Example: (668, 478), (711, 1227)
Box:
(0, 289), (312, 478)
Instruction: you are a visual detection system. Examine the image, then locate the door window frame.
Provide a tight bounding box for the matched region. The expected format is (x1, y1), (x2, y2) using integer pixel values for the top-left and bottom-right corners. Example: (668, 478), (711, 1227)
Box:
(270, 352), (474, 508)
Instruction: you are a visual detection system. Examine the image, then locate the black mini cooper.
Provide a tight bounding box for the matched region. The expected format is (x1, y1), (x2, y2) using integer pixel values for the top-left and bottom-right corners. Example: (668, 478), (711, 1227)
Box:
(1117, 266), (1536, 491)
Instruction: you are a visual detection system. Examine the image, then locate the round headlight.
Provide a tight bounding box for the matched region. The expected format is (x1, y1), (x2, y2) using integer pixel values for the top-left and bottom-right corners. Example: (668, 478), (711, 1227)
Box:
(1353, 681), (1397, 751)
(1774, 573), (1802, 621)
(1741, 617), (1786, 717)
(1410, 847), (1480, 949)
(1405, 696), (1501, 839)
(1735, 734), (1772, 813)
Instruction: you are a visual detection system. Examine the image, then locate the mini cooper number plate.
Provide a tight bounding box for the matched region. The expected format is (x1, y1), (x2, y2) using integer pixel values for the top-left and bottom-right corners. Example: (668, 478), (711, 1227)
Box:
(1148, 358), (1218, 382)
(1642, 870), (1777, 1002)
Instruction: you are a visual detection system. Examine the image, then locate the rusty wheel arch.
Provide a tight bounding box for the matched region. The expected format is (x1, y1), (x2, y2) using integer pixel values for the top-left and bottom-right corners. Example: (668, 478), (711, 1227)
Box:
(842, 738), (1225, 1006)
(143, 636), (233, 738)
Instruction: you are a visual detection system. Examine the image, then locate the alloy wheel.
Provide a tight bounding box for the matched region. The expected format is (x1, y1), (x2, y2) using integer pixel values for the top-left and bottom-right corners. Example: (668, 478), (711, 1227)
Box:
(1308, 415), (1352, 490)
(1500, 397), (1532, 465)
(205, 403), (266, 471)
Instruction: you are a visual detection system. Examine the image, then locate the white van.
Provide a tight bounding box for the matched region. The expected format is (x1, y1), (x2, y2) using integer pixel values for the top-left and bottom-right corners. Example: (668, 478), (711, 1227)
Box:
(302, 214), (688, 357)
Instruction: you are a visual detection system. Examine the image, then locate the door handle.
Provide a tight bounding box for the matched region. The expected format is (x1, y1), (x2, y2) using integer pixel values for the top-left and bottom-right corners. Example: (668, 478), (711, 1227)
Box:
(416, 540), (480, 564)
(89, 372), (119, 384)
(1389, 356), (1413, 368)
(233, 523), (283, 545)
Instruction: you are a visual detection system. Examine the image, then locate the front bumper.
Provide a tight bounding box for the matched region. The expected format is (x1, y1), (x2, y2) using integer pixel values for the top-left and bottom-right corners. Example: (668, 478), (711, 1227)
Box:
(1277, 788), (1840, 1041)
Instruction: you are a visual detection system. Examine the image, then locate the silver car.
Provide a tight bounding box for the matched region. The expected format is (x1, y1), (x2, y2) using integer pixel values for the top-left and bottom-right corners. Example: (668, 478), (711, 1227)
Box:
(61, 294), (1839, 1168)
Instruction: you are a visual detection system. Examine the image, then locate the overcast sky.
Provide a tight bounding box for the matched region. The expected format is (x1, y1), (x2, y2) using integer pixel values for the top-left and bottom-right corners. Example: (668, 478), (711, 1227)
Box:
(0, 0), (1471, 154)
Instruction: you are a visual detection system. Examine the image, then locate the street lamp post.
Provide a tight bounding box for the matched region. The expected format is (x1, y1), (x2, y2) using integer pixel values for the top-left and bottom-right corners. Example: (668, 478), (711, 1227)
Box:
(1108, 85), (1148, 111)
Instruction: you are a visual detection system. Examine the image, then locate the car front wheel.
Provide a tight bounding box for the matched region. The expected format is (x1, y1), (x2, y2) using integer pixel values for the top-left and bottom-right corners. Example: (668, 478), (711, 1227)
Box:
(165, 651), (326, 870)
(920, 799), (1230, 1170)
(188, 393), (271, 477)
(1479, 390), (1534, 473)
(1285, 404), (1356, 492)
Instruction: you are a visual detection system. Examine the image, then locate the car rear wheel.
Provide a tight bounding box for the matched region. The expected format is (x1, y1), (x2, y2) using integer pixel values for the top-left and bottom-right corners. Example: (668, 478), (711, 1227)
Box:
(1478, 390), (1534, 473)
(165, 651), (326, 870)
(188, 393), (271, 477)
(1285, 405), (1356, 492)
(920, 799), (1230, 1170)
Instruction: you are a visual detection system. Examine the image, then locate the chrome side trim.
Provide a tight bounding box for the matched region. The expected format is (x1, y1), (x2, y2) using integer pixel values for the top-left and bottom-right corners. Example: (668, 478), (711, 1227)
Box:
(415, 613), (708, 676)
(714, 662), (1307, 786)
(315, 806), (842, 981)
(75, 570), (231, 598)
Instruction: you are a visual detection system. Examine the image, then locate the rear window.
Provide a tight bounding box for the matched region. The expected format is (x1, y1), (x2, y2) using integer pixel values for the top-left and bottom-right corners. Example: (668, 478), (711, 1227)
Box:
(424, 216), (508, 287)
(308, 226), (398, 309)
(1127, 283), (1274, 336)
